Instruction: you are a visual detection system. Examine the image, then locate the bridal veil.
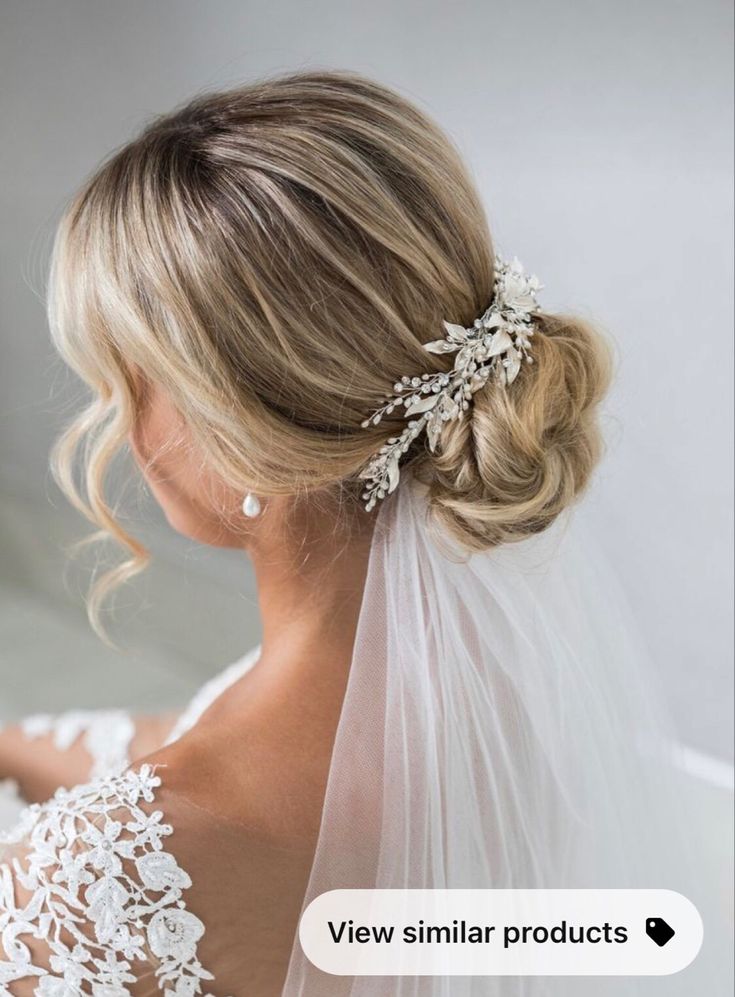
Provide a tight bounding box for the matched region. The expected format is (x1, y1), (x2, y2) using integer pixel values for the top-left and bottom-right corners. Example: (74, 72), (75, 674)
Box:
(282, 472), (721, 995)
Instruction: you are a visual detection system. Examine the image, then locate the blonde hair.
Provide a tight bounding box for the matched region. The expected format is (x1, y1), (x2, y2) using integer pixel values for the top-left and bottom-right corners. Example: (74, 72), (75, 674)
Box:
(48, 69), (611, 632)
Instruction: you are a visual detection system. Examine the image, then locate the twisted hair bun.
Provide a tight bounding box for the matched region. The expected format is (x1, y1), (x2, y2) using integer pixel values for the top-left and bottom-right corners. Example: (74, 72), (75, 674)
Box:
(417, 311), (612, 551)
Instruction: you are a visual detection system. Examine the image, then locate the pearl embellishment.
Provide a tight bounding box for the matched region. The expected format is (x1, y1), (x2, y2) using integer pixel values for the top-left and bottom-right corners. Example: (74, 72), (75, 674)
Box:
(242, 493), (261, 518)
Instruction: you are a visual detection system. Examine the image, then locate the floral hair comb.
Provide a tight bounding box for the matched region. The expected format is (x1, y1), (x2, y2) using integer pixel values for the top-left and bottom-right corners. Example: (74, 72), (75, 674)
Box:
(359, 255), (543, 511)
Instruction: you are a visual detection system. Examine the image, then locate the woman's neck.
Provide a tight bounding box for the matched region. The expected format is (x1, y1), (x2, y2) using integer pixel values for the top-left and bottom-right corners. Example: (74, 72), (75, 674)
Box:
(238, 493), (376, 714)
(159, 493), (377, 843)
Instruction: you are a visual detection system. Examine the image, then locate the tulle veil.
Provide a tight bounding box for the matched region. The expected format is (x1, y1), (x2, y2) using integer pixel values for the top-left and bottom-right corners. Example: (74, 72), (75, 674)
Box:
(282, 472), (720, 996)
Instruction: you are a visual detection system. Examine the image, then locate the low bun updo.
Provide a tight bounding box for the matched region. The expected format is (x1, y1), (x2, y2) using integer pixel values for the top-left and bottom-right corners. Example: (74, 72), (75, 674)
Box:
(415, 310), (612, 552)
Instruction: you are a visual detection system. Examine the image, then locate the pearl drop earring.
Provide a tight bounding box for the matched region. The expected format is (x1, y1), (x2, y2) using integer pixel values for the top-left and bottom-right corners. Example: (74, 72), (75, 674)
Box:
(242, 492), (261, 518)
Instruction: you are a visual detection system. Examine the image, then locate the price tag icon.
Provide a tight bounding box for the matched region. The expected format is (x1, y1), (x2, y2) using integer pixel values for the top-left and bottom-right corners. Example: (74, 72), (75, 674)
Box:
(646, 917), (675, 947)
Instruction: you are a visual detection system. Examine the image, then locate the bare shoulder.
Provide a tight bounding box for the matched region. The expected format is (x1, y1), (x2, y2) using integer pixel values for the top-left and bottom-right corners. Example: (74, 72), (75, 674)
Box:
(142, 733), (319, 994)
(150, 706), (330, 850)
(0, 743), (314, 995)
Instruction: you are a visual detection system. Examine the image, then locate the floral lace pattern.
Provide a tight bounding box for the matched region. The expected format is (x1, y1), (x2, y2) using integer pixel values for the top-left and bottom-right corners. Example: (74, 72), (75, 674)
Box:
(0, 765), (219, 996)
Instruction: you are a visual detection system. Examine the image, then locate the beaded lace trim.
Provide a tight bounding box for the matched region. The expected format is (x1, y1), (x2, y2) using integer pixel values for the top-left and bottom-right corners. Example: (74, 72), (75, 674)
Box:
(0, 765), (221, 996)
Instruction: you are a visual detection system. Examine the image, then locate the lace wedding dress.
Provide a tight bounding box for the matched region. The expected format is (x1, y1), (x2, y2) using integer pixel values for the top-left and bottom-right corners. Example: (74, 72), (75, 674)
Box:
(0, 647), (260, 996)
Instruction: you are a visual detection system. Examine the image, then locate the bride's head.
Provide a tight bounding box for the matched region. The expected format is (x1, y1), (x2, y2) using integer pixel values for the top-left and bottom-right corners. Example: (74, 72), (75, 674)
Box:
(48, 70), (610, 625)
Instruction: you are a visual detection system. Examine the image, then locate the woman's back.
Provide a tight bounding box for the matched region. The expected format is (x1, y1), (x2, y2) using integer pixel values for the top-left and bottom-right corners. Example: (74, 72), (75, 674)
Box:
(0, 645), (345, 996)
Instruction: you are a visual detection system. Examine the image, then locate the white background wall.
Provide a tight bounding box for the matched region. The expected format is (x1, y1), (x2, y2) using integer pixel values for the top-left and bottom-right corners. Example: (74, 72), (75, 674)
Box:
(1, 0), (732, 763)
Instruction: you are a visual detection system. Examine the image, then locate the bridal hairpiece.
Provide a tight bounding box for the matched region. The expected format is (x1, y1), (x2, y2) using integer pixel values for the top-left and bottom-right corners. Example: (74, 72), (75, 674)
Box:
(359, 255), (543, 511)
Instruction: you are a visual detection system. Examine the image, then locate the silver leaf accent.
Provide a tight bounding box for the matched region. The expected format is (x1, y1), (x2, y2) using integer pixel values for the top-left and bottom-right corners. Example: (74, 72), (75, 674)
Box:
(387, 459), (400, 493)
(405, 393), (440, 416)
(441, 321), (469, 343)
(504, 348), (522, 384)
(486, 329), (513, 357)
(424, 339), (460, 354)
(426, 415), (442, 451)
(455, 345), (474, 369)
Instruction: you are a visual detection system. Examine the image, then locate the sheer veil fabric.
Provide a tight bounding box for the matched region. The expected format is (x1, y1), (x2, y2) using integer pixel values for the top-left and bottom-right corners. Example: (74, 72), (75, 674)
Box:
(282, 473), (716, 996)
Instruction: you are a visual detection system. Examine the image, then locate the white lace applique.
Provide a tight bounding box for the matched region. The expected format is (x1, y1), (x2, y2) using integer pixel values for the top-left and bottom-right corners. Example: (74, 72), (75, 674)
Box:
(20, 710), (136, 778)
(0, 765), (222, 996)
